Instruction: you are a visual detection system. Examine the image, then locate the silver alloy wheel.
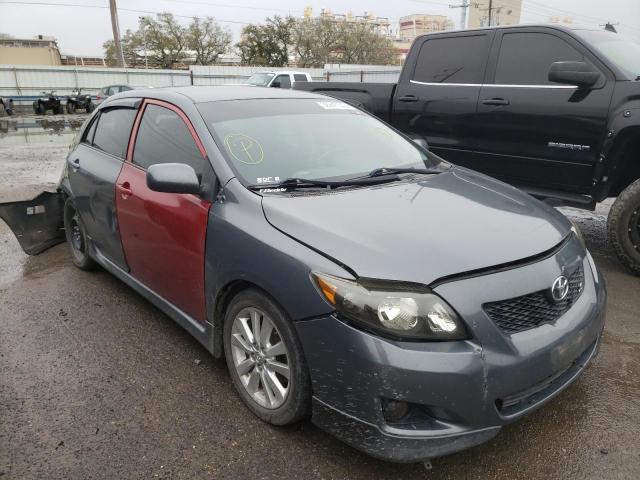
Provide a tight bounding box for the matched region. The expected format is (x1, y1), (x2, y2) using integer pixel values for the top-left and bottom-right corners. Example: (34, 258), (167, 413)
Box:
(230, 307), (290, 409)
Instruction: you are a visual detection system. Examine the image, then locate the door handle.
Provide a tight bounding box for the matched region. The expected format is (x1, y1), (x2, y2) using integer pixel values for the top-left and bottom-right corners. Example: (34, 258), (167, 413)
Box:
(398, 95), (418, 102)
(117, 182), (132, 199)
(481, 98), (510, 106)
(70, 158), (80, 171)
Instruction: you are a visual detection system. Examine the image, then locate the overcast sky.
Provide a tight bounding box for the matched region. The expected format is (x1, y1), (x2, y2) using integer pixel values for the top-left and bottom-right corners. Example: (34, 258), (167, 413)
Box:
(1, 0), (639, 56)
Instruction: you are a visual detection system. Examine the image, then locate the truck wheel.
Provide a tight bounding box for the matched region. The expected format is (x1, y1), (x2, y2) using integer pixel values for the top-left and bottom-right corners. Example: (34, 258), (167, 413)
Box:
(63, 199), (97, 271)
(608, 178), (640, 275)
(223, 289), (311, 426)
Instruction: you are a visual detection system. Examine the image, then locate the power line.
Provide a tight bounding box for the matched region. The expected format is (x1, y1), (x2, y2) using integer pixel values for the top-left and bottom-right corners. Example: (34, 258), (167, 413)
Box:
(0, 1), (251, 24)
(157, 0), (304, 15)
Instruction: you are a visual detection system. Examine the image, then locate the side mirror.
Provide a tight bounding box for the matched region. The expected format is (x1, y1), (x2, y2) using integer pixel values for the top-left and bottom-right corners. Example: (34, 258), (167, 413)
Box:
(412, 137), (429, 150)
(548, 61), (600, 87)
(271, 81), (281, 88)
(146, 163), (200, 195)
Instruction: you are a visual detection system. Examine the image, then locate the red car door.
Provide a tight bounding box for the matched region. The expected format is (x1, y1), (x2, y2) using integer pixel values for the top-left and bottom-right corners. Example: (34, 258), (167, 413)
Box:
(116, 99), (211, 322)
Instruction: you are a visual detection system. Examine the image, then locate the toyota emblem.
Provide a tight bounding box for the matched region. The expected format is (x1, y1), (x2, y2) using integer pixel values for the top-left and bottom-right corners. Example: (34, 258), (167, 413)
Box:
(550, 275), (569, 302)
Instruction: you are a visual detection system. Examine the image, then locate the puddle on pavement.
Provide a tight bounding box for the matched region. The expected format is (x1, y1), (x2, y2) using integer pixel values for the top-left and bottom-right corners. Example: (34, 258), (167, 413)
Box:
(0, 221), (68, 288)
(0, 114), (88, 146)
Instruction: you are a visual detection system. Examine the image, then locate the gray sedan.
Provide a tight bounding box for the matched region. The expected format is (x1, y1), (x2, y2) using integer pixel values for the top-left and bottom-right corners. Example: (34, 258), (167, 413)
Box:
(0, 86), (606, 464)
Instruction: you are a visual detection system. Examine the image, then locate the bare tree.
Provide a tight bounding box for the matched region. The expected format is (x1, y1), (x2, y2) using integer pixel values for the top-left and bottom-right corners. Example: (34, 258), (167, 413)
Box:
(104, 13), (231, 68)
(187, 17), (232, 65)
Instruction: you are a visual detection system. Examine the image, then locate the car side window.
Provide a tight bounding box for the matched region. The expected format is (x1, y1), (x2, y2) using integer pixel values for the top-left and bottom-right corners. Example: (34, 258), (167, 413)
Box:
(273, 75), (291, 88)
(92, 108), (137, 158)
(495, 32), (585, 85)
(132, 104), (204, 175)
(82, 114), (99, 144)
(293, 74), (308, 82)
(413, 35), (489, 84)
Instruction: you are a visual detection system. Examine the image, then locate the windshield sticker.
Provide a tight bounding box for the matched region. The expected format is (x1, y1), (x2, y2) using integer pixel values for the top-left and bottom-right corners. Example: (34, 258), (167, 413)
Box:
(224, 133), (264, 165)
(256, 176), (280, 184)
(316, 101), (356, 110)
(259, 188), (287, 193)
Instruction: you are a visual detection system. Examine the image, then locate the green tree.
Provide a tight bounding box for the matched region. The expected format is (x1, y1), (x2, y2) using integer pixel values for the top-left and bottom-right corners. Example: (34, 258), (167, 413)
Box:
(236, 16), (295, 66)
(289, 17), (397, 68)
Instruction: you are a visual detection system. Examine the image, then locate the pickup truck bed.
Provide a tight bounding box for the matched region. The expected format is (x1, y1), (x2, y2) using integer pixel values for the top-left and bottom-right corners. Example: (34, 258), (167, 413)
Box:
(294, 82), (396, 124)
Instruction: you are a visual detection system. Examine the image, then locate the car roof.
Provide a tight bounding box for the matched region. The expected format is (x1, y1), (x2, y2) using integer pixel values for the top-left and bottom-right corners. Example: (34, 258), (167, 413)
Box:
(115, 85), (327, 104)
(416, 23), (604, 40)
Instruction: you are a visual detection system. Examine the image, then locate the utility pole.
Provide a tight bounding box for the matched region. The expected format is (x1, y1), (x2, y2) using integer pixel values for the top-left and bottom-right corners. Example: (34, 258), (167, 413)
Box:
(449, 1), (471, 29)
(487, 0), (493, 26)
(109, 0), (126, 67)
(140, 17), (148, 69)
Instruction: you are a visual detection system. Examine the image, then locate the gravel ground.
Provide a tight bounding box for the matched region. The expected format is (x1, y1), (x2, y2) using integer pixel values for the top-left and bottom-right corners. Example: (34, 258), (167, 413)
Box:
(0, 117), (638, 479)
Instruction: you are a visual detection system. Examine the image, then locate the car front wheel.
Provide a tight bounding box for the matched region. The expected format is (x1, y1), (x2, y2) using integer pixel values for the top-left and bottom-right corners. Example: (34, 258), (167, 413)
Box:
(608, 178), (640, 275)
(223, 289), (311, 426)
(63, 199), (96, 271)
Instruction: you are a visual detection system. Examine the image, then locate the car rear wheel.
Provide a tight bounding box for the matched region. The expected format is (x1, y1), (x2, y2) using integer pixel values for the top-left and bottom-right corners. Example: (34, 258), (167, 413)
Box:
(63, 199), (96, 271)
(608, 178), (640, 276)
(223, 289), (311, 425)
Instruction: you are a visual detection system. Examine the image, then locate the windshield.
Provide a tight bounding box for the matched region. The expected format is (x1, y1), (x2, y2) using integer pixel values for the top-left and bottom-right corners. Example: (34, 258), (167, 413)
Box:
(579, 30), (640, 79)
(246, 73), (275, 86)
(198, 98), (443, 187)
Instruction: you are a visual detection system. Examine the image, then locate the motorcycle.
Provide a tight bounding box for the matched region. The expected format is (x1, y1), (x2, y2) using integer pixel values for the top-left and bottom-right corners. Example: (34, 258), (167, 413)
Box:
(33, 91), (63, 115)
(0, 97), (14, 116)
(66, 89), (94, 114)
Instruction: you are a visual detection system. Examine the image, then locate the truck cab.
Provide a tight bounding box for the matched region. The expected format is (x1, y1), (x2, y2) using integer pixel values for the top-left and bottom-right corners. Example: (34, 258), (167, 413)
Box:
(245, 71), (312, 89)
(296, 25), (640, 275)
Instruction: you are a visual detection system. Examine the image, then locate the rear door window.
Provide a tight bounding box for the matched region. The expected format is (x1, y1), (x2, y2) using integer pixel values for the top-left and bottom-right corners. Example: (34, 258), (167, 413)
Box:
(413, 34), (489, 84)
(293, 74), (308, 82)
(91, 108), (137, 158)
(132, 104), (204, 175)
(494, 32), (585, 85)
(82, 114), (99, 144)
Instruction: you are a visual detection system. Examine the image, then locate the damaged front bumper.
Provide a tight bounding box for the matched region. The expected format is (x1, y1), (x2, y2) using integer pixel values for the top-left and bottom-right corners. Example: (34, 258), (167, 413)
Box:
(294, 252), (606, 463)
(0, 191), (64, 254)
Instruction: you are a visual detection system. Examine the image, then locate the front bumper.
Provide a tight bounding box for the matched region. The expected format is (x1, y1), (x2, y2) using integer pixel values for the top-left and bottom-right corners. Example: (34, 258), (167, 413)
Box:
(295, 250), (606, 463)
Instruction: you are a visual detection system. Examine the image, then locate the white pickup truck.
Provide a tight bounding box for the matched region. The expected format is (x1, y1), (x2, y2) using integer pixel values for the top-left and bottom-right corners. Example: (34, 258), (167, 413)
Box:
(243, 71), (312, 89)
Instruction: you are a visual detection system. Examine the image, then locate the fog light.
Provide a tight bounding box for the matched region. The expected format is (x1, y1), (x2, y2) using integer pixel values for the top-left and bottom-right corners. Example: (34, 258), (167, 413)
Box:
(383, 399), (410, 423)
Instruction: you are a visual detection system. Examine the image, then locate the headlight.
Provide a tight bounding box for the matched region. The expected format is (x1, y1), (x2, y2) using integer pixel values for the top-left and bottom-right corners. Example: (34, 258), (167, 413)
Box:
(311, 272), (469, 341)
(570, 220), (586, 249)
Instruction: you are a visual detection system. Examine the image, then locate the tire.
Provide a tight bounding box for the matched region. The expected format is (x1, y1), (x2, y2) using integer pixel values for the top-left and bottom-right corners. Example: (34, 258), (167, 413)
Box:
(63, 199), (97, 271)
(0, 103), (5, 117)
(223, 289), (311, 426)
(55, 104), (64, 115)
(607, 178), (640, 276)
(66, 103), (75, 114)
(35, 103), (45, 115)
(86, 102), (94, 113)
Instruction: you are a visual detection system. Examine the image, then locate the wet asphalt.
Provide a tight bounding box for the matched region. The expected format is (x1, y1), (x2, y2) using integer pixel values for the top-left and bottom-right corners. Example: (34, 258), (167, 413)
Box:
(0, 115), (638, 479)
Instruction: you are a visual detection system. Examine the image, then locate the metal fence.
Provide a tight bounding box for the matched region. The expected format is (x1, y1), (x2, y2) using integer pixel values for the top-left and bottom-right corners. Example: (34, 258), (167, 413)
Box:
(0, 64), (402, 105)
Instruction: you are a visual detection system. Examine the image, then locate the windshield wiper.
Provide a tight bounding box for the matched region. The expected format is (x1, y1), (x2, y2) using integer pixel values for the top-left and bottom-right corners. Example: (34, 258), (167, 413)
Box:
(345, 167), (444, 182)
(247, 175), (401, 191)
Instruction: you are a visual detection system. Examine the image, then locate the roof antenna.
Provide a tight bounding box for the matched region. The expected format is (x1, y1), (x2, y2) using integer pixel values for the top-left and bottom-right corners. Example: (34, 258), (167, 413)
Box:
(601, 22), (618, 33)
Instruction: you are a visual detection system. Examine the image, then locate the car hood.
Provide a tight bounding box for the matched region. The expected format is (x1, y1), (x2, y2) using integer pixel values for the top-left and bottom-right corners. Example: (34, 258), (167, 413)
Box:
(261, 168), (571, 285)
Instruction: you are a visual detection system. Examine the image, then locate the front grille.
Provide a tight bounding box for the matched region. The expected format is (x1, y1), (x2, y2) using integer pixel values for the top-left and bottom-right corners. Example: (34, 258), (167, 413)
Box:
(483, 266), (584, 334)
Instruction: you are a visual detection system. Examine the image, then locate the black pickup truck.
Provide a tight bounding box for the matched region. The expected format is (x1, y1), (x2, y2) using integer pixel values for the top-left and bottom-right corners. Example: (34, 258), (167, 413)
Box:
(295, 24), (640, 274)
